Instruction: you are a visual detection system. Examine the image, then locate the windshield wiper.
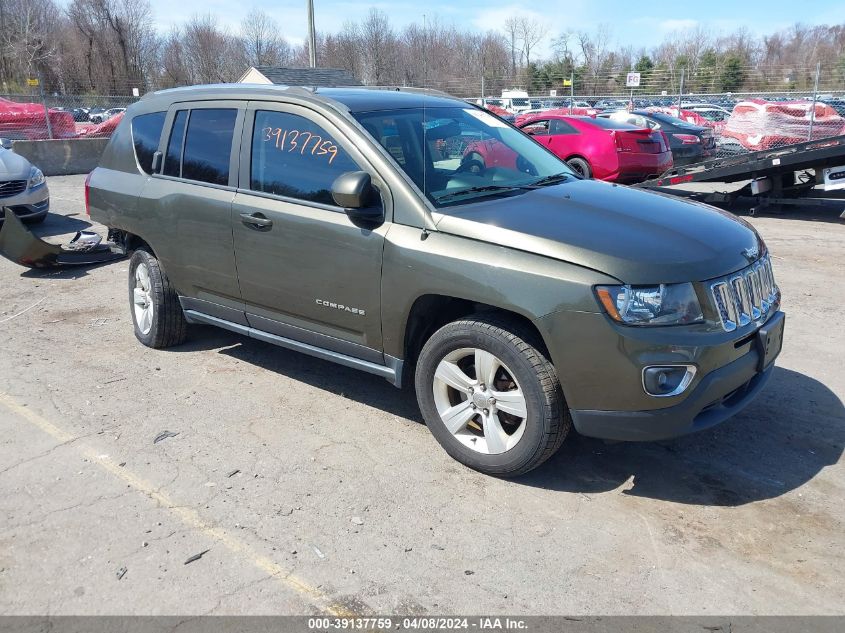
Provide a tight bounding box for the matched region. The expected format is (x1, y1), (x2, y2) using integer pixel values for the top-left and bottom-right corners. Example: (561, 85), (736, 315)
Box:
(435, 184), (524, 203)
(435, 173), (574, 204)
(528, 172), (574, 187)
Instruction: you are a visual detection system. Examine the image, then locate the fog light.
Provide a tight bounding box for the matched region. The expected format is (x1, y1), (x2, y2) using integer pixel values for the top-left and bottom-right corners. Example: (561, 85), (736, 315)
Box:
(642, 365), (697, 397)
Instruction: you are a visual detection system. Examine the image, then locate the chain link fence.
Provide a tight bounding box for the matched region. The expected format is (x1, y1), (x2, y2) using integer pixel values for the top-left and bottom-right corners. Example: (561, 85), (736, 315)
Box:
(2, 63), (845, 176)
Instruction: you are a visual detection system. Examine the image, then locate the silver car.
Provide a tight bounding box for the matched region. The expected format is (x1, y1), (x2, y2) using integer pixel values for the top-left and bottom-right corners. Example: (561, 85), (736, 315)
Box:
(89, 107), (125, 124)
(0, 139), (49, 224)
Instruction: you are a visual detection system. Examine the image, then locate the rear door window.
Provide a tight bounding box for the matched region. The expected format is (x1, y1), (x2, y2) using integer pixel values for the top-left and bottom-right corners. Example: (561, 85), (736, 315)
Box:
(131, 112), (166, 174)
(250, 110), (360, 206)
(181, 109), (238, 185)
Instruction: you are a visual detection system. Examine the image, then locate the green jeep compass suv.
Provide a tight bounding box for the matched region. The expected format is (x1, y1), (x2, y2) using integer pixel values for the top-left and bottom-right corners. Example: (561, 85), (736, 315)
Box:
(88, 84), (784, 476)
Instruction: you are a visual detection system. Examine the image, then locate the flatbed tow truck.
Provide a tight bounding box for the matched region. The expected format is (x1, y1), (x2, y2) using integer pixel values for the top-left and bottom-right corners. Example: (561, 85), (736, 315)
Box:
(635, 134), (845, 217)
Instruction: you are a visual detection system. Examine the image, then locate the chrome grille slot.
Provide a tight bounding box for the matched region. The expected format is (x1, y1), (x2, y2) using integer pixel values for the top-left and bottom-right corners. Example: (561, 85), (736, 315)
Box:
(744, 267), (762, 319)
(729, 276), (751, 327)
(712, 282), (738, 332)
(710, 256), (778, 332)
(0, 180), (27, 198)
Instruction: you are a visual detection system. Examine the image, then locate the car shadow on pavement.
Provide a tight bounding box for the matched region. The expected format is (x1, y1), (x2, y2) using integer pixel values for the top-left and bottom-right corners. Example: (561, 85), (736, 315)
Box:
(169, 329), (843, 507)
(517, 367), (844, 506)
(28, 212), (93, 239)
(173, 325), (423, 421)
(18, 259), (118, 280)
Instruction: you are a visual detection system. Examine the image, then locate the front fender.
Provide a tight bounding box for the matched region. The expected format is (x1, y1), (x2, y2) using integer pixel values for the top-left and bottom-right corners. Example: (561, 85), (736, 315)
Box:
(380, 224), (614, 360)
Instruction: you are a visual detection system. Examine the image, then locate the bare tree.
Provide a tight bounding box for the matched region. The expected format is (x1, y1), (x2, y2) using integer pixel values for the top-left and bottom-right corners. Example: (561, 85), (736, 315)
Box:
(503, 16), (519, 77)
(576, 24), (613, 91)
(1, 0), (59, 84)
(515, 16), (547, 68)
(179, 13), (245, 84)
(240, 8), (290, 67)
(356, 8), (396, 85)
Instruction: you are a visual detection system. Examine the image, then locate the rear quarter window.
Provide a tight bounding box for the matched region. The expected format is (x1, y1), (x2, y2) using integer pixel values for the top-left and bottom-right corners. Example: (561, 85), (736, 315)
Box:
(131, 112), (166, 174)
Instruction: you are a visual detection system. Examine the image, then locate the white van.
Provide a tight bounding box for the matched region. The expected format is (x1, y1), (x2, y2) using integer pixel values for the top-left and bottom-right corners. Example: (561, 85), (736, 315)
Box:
(500, 90), (531, 114)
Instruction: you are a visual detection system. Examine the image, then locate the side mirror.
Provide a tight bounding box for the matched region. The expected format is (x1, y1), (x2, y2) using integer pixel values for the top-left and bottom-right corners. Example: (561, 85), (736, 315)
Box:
(331, 171), (383, 224)
(0, 138), (12, 150)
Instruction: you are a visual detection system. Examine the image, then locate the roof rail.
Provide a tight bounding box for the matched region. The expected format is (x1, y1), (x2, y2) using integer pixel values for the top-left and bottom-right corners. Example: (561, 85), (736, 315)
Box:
(354, 85), (453, 98)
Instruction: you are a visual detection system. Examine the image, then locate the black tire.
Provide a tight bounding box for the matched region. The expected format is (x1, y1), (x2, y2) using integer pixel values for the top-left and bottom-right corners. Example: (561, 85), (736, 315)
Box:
(460, 152), (486, 175)
(415, 315), (570, 477)
(128, 248), (187, 349)
(566, 157), (592, 179)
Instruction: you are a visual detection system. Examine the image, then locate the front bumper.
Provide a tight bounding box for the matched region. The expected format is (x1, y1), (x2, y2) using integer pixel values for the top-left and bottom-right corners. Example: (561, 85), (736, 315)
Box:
(0, 183), (49, 222)
(536, 307), (785, 442)
(570, 348), (774, 441)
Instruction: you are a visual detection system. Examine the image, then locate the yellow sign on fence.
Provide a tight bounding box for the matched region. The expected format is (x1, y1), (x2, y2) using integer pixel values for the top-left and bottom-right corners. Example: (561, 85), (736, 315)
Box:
(27, 78), (39, 86)
(562, 79), (572, 87)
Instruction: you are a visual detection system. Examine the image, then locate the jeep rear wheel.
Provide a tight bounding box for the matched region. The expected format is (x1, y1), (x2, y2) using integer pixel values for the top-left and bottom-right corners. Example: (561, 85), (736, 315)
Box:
(415, 316), (570, 477)
(128, 249), (187, 349)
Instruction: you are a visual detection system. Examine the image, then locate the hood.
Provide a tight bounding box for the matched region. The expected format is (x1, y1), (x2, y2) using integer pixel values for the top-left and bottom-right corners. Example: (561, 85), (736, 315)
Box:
(434, 179), (763, 285)
(0, 149), (31, 180)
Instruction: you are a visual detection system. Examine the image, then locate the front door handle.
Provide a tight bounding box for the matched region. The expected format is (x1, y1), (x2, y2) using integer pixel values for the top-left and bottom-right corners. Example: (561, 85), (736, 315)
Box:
(240, 213), (273, 230)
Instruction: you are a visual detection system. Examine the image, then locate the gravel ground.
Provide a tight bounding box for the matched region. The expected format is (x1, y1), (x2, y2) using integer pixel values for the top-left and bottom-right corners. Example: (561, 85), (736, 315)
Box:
(0, 175), (843, 615)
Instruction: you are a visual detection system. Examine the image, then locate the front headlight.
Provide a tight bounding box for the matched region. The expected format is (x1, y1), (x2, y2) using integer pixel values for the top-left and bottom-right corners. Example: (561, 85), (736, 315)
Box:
(28, 166), (45, 188)
(595, 283), (703, 326)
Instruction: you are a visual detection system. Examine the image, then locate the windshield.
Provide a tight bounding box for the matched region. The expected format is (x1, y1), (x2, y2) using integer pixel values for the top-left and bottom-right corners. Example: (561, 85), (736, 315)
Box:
(354, 106), (575, 207)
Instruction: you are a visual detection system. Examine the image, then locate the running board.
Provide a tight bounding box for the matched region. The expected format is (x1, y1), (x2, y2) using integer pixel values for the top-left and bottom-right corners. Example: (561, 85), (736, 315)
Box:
(183, 310), (403, 387)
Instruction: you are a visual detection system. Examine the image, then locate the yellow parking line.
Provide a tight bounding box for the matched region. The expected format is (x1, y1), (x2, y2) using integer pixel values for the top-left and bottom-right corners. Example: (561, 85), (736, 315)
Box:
(0, 392), (358, 616)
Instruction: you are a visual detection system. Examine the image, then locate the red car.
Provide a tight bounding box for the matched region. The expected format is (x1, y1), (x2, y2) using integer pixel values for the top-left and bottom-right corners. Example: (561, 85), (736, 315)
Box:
(465, 114), (673, 183)
(0, 98), (77, 140)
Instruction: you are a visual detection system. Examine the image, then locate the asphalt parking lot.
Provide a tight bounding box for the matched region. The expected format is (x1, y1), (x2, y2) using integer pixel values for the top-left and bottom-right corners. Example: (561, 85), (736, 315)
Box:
(1, 175), (843, 615)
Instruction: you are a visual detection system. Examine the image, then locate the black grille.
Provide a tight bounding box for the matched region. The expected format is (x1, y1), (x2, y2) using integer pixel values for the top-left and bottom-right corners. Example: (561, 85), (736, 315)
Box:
(0, 180), (27, 198)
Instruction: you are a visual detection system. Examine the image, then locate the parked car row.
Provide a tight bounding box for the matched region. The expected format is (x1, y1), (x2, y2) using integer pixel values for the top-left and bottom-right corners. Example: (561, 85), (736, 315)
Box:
(0, 99), (129, 140)
(475, 102), (720, 181)
(52, 106), (127, 123)
(600, 110), (715, 166)
(466, 110), (676, 184)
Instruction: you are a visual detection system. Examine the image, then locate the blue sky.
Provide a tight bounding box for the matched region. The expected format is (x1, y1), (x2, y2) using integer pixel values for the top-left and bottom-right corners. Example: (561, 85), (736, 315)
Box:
(146, 0), (845, 56)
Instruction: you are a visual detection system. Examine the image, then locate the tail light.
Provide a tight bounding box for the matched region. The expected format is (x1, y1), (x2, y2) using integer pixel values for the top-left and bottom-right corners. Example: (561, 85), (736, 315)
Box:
(659, 131), (670, 151)
(84, 171), (92, 216)
(611, 131), (632, 152)
(673, 133), (701, 145)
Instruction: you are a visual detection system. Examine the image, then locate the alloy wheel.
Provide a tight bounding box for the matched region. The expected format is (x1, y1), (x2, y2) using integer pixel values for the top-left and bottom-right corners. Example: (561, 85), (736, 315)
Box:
(432, 347), (528, 455)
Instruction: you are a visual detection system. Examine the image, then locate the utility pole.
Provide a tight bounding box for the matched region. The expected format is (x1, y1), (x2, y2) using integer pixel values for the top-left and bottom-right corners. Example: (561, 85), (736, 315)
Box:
(677, 68), (685, 115)
(808, 61), (820, 141)
(37, 73), (53, 140)
(306, 0), (317, 68)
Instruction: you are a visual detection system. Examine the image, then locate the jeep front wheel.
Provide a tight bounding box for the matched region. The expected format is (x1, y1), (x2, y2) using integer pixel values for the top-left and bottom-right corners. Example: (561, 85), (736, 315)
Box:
(414, 316), (570, 477)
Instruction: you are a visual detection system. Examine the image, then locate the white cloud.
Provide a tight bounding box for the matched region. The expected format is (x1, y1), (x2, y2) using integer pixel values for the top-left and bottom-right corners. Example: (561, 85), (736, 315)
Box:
(470, 2), (590, 58)
(471, 5), (545, 32)
(658, 18), (699, 32)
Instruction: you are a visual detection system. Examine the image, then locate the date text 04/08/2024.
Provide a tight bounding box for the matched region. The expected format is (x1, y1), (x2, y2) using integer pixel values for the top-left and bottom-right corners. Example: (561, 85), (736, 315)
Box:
(307, 617), (528, 630)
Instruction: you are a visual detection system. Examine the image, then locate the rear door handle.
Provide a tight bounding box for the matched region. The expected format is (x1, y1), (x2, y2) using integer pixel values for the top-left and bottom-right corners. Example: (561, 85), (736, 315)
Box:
(240, 213), (273, 230)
